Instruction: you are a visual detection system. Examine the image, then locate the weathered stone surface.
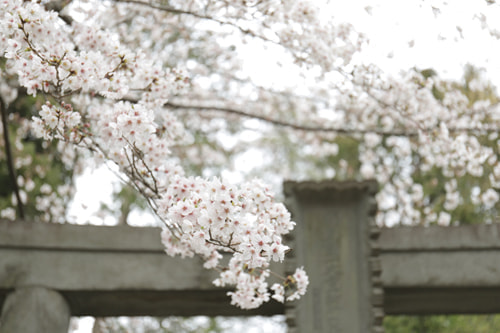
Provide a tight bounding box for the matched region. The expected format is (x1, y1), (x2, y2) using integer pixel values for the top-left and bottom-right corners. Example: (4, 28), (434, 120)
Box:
(379, 223), (500, 251)
(379, 224), (500, 314)
(283, 180), (380, 333)
(0, 287), (70, 333)
(0, 220), (216, 292)
(0, 219), (283, 317)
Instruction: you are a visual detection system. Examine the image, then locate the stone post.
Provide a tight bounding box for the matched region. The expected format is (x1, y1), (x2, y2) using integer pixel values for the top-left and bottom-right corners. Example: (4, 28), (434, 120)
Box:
(283, 180), (384, 333)
(0, 287), (70, 333)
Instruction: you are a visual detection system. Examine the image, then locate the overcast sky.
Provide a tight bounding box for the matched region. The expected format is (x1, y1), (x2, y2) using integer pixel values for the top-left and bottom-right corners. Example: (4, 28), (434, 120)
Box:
(331, 0), (500, 84)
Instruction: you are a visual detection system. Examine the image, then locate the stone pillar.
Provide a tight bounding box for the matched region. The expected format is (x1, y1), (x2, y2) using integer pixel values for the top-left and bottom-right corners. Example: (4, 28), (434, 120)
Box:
(284, 180), (384, 333)
(0, 287), (70, 333)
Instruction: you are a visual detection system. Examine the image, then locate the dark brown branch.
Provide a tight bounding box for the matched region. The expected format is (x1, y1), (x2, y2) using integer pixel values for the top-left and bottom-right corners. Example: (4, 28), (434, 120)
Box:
(165, 101), (500, 137)
(165, 101), (372, 134)
(115, 0), (213, 19)
(0, 95), (25, 219)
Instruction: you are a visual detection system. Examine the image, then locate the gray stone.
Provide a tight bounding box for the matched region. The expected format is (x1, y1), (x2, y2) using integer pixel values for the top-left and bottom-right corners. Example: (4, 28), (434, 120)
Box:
(283, 180), (381, 333)
(0, 219), (283, 317)
(0, 287), (70, 333)
(379, 224), (500, 315)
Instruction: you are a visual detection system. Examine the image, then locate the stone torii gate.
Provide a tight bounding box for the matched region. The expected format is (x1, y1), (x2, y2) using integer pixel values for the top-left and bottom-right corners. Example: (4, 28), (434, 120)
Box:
(1, 180), (500, 332)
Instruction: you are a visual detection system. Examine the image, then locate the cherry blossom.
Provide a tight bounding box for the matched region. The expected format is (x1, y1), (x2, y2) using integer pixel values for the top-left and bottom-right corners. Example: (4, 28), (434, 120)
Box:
(2, 0), (500, 309)
(0, 0), (315, 309)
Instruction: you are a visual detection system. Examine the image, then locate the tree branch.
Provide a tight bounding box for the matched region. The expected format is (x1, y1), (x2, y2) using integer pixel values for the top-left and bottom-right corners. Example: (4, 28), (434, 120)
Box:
(0, 95), (25, 219)
(112, 0), (279, 44)
(165, 101), (500, 137)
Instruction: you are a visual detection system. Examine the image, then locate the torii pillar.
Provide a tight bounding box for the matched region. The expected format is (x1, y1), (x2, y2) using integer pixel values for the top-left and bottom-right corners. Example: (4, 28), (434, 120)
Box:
(0, 287), (70, 333)
(283, 180), (384, 333)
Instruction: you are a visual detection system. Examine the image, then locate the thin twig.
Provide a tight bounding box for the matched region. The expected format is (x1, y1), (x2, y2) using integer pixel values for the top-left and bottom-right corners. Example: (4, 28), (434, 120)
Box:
(0, 95), (25, 219)
(113, 0), (279, 44)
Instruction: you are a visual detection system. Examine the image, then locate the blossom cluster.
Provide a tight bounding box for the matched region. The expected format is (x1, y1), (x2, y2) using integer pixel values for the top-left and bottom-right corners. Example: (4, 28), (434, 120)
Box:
(0, 0), (309, 309)
(158, 176), (307, 308)
(31, 102), (81, 141)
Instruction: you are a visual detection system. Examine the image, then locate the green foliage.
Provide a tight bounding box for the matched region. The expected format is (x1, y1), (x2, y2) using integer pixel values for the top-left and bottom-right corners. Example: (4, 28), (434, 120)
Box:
(100, 184), (149, 225)
(384, 315), (500, 333)
(89, 315), (286, 332)
(0, 89), (75, 221)
(326, 136), (361, 180)
(459, 65), (498, 106)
